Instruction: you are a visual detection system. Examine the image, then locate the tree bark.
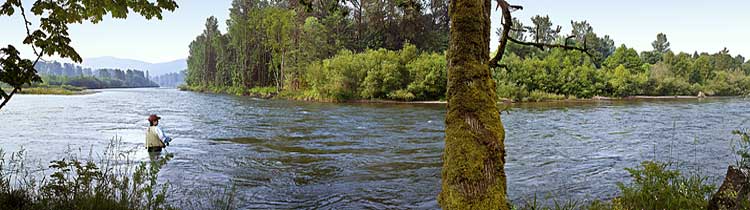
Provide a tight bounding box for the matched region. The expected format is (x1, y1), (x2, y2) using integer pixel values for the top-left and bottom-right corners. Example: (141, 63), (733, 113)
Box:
(439, 0), (508, 209)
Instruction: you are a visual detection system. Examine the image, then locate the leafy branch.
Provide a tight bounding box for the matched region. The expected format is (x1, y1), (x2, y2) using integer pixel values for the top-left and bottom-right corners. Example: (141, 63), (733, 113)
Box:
(0, 0), (178, 111)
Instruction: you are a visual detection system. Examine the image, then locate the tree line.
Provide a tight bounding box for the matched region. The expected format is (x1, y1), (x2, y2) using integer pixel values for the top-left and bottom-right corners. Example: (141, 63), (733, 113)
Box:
(497, 30), (750, 101)
(34, 61), (158, 89)
(185, 0), (750, 101)
(184, 0), (449, 99)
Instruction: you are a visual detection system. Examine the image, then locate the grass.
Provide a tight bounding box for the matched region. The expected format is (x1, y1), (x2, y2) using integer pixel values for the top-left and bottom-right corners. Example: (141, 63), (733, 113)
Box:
(277, 89), (342, 102)
(387, 89), (416, 101)
(0, 137), (236, 210)
(178, 85), (277, 98)
(523, 90), (569, 102)
(15, 85), (86, 95)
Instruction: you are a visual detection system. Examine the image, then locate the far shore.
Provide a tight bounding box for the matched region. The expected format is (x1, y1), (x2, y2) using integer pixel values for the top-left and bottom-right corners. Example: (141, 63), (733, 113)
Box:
(175, 86), (746, 105)
(12, 85), (160, 96)
(17, 87), (99, 95)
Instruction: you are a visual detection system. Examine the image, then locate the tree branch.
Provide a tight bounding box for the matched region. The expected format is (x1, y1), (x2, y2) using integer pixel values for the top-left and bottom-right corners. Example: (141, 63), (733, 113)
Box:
(489, 0), (515, 68)
(0, 88), (18, 110)
(0, 87), (8, 99)
(18, 1), (41, 57)
(489, 0), (592, 68)
(507, 37), (593, 57)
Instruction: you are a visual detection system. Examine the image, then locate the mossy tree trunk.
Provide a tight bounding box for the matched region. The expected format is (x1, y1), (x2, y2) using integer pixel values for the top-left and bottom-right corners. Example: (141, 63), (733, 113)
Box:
(439, 0), (508, 209)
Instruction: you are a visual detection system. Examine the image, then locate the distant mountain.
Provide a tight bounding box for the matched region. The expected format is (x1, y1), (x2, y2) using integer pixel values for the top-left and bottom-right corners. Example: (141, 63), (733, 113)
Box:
(81, 56), (186, 76)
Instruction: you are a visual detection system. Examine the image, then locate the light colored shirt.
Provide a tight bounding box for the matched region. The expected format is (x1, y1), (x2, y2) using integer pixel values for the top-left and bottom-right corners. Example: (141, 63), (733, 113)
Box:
(153, 126), (168, 141)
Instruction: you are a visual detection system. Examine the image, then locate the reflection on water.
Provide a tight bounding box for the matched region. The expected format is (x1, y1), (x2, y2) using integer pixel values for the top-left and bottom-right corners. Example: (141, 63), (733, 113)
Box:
(1, 88), (748, 208)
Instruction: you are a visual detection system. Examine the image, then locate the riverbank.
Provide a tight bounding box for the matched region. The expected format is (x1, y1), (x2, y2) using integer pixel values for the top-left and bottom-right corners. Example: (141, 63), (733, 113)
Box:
(178, 85), (738, 106)
(178, 85), (277, 99)
(13, 85), (92, 95)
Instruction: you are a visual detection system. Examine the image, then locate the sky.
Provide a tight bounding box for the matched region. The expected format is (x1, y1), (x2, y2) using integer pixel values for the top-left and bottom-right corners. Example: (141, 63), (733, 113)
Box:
(0, 0), (233, 63)
(1, 0), (749, 63)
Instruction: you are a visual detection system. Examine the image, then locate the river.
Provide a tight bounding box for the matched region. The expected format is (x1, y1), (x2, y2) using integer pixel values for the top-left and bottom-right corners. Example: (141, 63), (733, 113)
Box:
(1, 88), (748, 209)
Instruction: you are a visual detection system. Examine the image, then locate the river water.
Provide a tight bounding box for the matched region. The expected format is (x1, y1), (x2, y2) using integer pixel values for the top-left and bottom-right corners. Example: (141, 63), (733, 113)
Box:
(1, 88), (748, 209)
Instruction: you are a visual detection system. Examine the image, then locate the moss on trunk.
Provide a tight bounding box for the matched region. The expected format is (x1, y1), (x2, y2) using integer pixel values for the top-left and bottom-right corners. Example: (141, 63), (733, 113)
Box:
(438, 0), (509, 209)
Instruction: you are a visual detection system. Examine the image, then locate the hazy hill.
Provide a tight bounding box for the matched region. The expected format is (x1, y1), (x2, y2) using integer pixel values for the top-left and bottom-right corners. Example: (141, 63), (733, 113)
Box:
(82, 56), (186, 76)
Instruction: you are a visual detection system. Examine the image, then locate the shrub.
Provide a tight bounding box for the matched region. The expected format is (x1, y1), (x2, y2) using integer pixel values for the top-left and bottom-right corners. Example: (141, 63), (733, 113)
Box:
(406, 52), (447, 100)
(616, 161), (715, 210)
(731, 129), (750, 168)
(495, 80), (529, 102)
(226, 86), (245, 96)
(387, 89), (416, 101)
(248, 86), (277, 96)
(526, 90), (566, 102)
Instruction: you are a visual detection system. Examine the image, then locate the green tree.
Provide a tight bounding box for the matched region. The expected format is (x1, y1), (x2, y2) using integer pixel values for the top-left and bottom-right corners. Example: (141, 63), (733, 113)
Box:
(215, 34), (233, 87)
(186, 16), (222, 87)
(640, 51), (661, 65)
(569, 20), (613, 66)
(713, 47), (741, 71)
(289, 17), (331, 90)
(528, 15), (559, 44)
(604, 45), (644, 71)
(608, 65), (636, 96)
(570, 20), (593, 42)
(652, 33), (670, 54)
(0, 0), (177, 110)
(263, 8), (295, 91)
(691, 54), (713, 84)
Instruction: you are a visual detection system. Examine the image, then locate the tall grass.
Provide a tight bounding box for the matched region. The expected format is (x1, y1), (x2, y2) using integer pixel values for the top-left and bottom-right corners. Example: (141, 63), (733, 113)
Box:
(0, 137), (242, 210)
(178, 84), (277, 98)
(0, 138), (175, 210)
(14, 84), (86, 95)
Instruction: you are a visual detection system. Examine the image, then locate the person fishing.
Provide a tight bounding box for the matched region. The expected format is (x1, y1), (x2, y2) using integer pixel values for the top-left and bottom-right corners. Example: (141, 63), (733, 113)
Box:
(146, 114), (172, 152)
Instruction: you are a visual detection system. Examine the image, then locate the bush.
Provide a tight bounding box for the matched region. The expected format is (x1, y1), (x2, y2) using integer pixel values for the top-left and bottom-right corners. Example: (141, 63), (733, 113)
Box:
(248, 87), (277, 96)
(387, 89), (416, 101)
(495, 80), (529, 101)
(226, 86), (245, 96)
(616, 161), (715, 210)
(650, 76), (693, 96)
(359, 49), (408, 99)
(298, 43), (443, 101)
(406, 52), (447, 100)
(526, 90), (566, 102)
(731, 129), (750, 168)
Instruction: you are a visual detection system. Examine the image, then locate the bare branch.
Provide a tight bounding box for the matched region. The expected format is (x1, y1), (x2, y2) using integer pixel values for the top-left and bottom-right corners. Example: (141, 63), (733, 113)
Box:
(489, 0), (514, 68)
(32, 49), (45, 67)
(510, 27), (525, 32)
(508, 37), (593, 57)
(564, 35), (575, 45)
(18, 1), (41, 58)
(490, 0), (592, 68)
